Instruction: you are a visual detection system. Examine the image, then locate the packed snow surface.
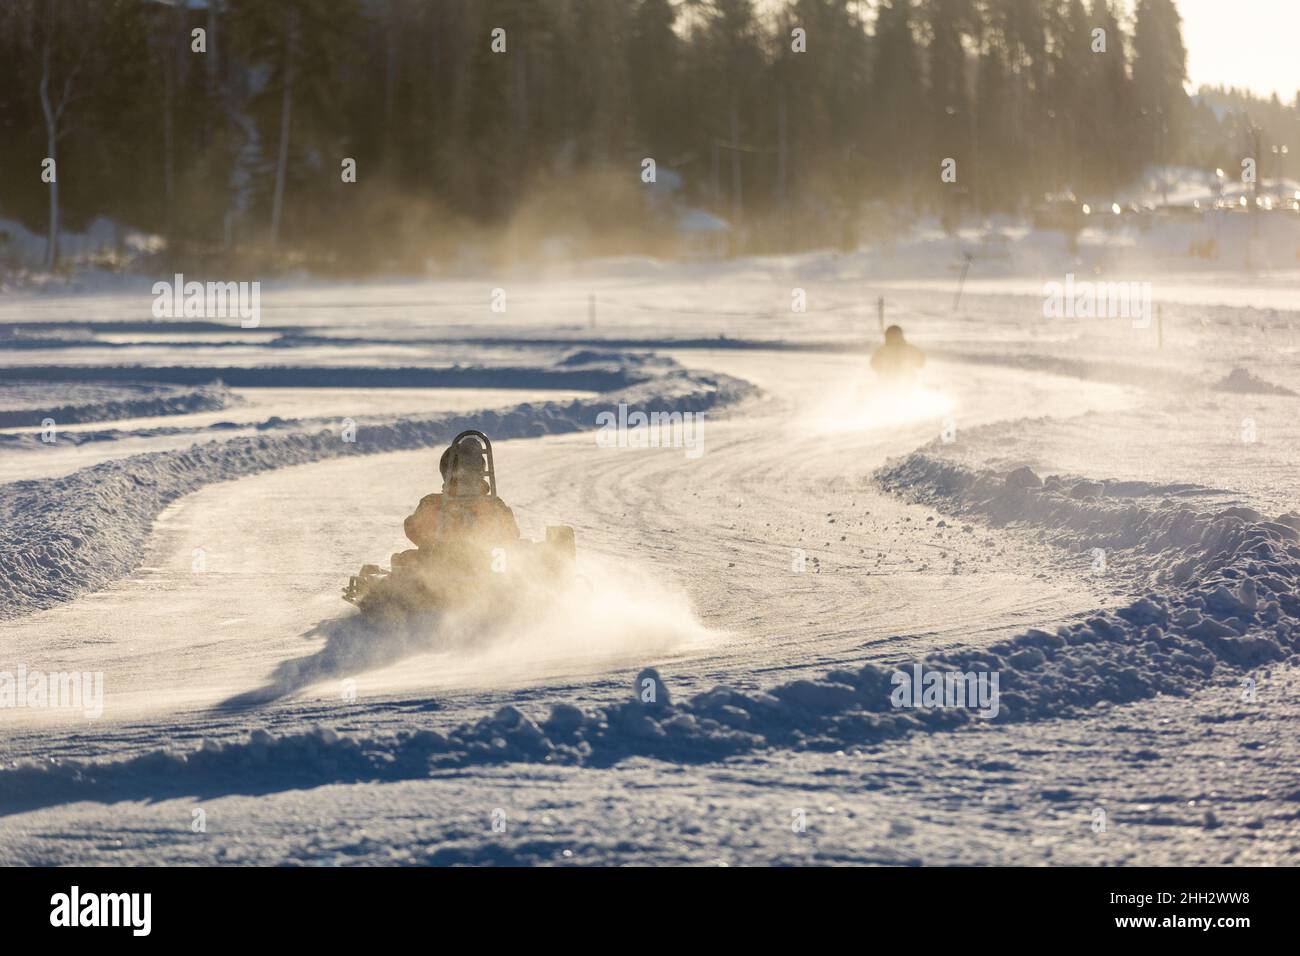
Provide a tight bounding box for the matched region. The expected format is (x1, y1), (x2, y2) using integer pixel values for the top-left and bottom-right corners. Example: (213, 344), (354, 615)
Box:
(2, 260), (1299, 865)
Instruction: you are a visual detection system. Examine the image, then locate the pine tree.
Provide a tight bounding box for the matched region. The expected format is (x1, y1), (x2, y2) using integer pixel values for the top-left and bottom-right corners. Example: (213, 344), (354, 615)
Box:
(869, 0), (921, 203)
(923, 0), (973, 223)
(1132, 0), (1188, 172)
(629, 0), (681, 160)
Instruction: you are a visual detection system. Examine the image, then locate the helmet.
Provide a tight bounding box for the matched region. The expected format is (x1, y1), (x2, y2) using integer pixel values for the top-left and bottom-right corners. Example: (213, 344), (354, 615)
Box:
(884, 324), (905, 344)
(440, 437), (487, 480)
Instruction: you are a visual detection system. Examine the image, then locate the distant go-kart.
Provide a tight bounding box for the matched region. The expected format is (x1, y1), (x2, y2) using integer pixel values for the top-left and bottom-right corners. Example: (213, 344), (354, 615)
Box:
(342, 430), (577, 619)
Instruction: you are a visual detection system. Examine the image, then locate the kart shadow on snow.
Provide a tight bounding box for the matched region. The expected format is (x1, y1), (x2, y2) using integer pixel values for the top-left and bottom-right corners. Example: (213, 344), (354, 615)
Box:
(213, 613), (436, 710)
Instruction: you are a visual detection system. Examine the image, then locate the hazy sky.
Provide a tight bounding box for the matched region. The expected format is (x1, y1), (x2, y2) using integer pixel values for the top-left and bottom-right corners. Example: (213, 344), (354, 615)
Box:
(750, 1), (1294, 101)
(1177, 0), (1298, 100)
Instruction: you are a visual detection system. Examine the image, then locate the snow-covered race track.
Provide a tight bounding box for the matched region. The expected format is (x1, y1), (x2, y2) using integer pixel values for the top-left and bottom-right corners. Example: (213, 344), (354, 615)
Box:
(0, 349), (1134, 742)
(4, 275), (1298, 867)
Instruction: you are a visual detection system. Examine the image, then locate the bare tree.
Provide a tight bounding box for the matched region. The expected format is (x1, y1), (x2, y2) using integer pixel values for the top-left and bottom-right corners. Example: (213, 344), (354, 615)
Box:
(38, 36), (79, 269)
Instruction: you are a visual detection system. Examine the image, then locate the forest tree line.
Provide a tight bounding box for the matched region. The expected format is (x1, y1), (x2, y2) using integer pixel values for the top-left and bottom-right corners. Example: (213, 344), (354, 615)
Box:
(1, 0), (1296, 273)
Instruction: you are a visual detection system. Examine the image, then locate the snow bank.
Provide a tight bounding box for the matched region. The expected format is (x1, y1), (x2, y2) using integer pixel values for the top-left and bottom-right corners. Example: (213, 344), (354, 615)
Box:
(5, 548), (1295, 814)
(0, 383), (233, 428)
(875, 451), (1299, 589)
(0, 364), (649, 393)
(0, 215), (162, 276)
(1212, 367), (1297, 396)
(0, 358), (754, 620)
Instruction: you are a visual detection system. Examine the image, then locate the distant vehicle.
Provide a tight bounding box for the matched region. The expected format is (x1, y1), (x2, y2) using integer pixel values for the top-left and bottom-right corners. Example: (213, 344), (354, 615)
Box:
(870, 325), (926, 387)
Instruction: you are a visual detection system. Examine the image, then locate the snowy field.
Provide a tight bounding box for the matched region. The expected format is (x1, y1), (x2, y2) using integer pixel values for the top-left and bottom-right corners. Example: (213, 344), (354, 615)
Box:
(1, 257), (1298, 865)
